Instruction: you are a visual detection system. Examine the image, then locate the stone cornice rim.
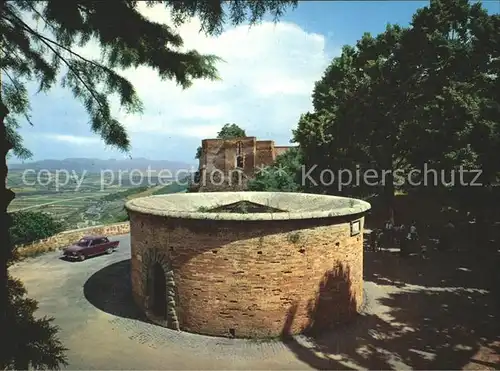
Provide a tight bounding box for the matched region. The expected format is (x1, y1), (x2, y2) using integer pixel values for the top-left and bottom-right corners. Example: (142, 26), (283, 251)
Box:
(125, 192), (371, 221)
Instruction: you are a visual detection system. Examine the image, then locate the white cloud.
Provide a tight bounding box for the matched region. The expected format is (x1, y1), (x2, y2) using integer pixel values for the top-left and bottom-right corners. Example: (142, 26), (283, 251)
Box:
(45, 134), (100, 145)
(23, 3), (337, 159)
(178, 104), (230, 120)
(87, 4), (331, 139)
(119, 113), (221, 138)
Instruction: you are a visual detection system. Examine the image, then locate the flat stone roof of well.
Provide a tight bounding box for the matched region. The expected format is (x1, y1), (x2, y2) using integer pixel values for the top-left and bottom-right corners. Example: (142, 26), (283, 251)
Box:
(125, 192), (371, 221)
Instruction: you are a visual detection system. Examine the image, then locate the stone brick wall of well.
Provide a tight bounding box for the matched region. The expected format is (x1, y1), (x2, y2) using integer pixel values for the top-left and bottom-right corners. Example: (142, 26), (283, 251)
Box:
(129, 212), (364, 338)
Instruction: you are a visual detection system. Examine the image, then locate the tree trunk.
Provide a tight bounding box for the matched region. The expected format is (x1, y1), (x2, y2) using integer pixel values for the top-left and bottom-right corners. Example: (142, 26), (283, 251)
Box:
(475, 179), (492, 251)
(0, 100), (15, 337)
(384, 170), (395, 224)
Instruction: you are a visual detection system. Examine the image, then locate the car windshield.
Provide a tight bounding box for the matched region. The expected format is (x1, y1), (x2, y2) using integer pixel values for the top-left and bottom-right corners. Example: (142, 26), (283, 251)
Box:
(76, 239), (90, 247)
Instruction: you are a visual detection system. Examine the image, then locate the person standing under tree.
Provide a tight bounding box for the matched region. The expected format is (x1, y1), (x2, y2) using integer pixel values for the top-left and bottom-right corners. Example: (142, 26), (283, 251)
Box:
(409, 221), (418, 240)
(383, 218), (394, 248)
(406, 221), (419, 254)
(369, 229), (381, 252)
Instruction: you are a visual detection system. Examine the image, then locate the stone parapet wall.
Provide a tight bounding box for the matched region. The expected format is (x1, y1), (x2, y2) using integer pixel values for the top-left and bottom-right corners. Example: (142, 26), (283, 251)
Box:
(15, 222), (130, 258)
(274, 145), (296, 157)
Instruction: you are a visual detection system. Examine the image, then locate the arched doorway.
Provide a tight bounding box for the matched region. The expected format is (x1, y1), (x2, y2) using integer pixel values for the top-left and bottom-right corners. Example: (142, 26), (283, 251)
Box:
(151, 262), (167, 319)
(236, 141), (244, 168)
(142, 249), (180, 330)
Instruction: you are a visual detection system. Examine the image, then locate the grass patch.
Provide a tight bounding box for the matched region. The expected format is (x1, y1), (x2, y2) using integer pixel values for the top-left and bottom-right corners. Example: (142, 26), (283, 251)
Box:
(127, 185), (165, 200)
(152, 180), (189, 195)
(199, 201), (286, 213)
(101, 186), (149, 201)
(16, 243), (62, 259)
(287, 232), (301, 243)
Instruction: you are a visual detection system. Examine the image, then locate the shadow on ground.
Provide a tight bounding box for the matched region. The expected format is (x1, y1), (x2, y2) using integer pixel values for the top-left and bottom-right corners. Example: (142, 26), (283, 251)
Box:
(364, 246), (500, 289)
(60, 254), (103, 263)
(83, 259), (147, 322)
(84, 252), (500, 370)
(282, 249), (500, 370)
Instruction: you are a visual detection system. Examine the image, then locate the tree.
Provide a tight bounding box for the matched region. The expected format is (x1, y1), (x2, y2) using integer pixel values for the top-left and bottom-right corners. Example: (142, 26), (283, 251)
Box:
(294, 32), (409, 202)
(248, 146), (303, 192)
(388, 0), (500, 231)
(293, 44), (375, 196)
(217, 123), (246, 139)
(194, 122), (246, 159)
(6, 276), (68, 370)
(398, 0), (499, 174)
(4, 211), (67, 369)
(0, 1), (297, 368)
(294, 0), (499, 222)
(9, 211), (64, 247)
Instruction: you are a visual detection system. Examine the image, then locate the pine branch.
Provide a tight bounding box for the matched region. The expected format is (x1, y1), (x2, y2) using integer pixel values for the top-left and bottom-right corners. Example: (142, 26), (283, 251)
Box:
(10, 7), (110, 73)
(2, 11), (107, 116)
(1, 70), (34, 126)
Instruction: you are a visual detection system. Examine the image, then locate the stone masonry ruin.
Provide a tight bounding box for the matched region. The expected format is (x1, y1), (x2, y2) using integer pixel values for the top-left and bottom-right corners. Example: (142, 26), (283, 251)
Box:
(125, 192), (371, 338)
(194, 137), (296, 192)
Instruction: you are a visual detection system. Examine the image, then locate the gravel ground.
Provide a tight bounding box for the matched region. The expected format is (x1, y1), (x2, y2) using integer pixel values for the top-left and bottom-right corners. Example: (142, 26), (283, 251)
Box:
(9, 234), (500, 370)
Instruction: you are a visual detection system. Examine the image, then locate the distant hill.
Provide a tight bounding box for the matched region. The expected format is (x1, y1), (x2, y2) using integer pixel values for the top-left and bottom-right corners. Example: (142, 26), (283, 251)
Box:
(9, 157), (196, 175)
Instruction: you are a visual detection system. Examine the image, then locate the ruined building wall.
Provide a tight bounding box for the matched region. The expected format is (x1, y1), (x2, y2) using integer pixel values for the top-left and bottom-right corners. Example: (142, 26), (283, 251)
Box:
(201, 138), (256, 174)
(196, 137), (294, 192)
(222, 137), (256, 175)
(202, 139), (226, 173)
(275, 145), (295, 157)
(255, 140), (275, 168)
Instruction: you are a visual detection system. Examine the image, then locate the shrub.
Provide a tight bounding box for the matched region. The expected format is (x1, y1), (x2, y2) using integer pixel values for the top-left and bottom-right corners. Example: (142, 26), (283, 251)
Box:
(248, 147), (303, 192)
(3, 276), (67, 369)
(9, 211), (65, 246)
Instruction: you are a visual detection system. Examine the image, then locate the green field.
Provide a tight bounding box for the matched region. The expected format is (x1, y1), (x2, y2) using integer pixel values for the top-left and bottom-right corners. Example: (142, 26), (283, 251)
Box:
(7, 170), (187, 229)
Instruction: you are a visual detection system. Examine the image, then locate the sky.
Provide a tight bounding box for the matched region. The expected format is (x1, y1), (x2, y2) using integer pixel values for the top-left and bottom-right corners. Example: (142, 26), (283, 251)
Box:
(11, 1), (500, 163)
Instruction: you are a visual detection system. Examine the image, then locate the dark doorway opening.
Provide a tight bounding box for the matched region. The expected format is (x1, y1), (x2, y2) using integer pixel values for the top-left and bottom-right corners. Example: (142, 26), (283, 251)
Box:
(236, 155), (244, 168)
(236, 141), (244, 168)
(151, 262), (167, 319)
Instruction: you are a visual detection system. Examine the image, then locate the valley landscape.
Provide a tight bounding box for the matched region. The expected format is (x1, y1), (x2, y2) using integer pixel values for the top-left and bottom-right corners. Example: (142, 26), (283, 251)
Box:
(7, 158), (193, 230)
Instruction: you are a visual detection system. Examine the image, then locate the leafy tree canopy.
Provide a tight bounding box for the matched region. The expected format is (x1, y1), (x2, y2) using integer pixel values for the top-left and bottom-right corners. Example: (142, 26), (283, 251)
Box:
(6, 276), (67, 370)
(195, 123), (246, 159)
(293, 0), (499, 214)
(248, 147), (303, 192)
(217, 123), (246, 139)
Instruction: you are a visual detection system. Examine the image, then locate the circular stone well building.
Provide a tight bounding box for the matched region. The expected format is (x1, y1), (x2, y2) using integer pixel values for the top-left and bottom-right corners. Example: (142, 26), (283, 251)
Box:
(125, 192), (371, 338)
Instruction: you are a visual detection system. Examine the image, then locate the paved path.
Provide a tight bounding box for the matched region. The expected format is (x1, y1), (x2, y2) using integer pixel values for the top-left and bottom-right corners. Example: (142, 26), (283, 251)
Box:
(9, 235), (500, 370)
(10, 235), (320, 369)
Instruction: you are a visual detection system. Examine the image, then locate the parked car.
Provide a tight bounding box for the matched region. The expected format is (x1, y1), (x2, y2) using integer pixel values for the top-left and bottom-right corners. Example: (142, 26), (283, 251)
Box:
(62, 235), (119, 261)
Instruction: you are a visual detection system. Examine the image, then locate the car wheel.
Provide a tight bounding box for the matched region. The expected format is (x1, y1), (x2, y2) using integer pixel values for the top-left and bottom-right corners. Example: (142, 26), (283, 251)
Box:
(78, 254), (86, 261)
(106, 247), (113, 254)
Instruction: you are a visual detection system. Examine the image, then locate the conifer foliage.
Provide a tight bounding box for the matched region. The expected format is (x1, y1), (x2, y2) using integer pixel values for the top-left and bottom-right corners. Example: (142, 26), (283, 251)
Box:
(0, 1), (296, 368)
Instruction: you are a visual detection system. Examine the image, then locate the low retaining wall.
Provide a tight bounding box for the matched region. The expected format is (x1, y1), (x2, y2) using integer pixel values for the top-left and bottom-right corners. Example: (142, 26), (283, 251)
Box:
(15, 222), (130, 259)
